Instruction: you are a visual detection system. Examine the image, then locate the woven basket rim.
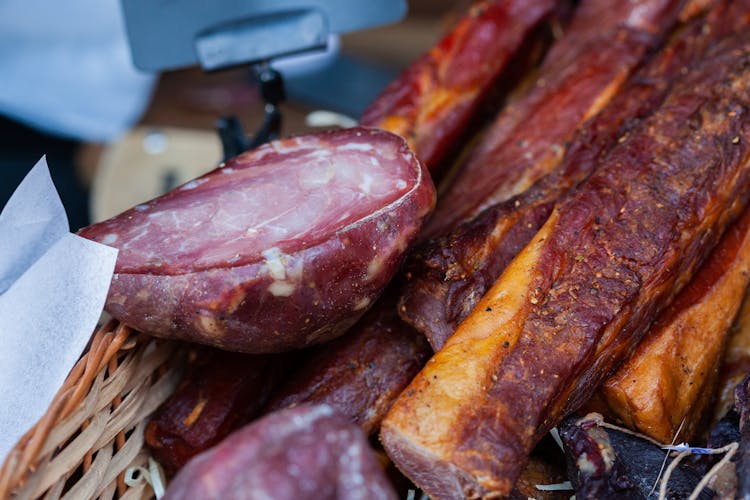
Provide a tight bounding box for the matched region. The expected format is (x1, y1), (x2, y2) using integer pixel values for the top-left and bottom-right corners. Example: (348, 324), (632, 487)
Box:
(0, 321), (184, 499)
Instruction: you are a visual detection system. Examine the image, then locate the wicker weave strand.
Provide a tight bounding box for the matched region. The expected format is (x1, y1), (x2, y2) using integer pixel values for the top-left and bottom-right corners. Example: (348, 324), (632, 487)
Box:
(0, 321), (185, 499)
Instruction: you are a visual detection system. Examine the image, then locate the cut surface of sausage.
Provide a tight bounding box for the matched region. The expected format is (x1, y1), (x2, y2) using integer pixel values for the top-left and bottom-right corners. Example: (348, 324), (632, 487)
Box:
(79, 127), (435, 352)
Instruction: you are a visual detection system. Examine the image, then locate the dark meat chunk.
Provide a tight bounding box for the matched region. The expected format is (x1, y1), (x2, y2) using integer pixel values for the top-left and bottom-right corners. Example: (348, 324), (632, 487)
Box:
(381, 33), (750, 498)
(163, 404), (396, 500)
(559, 414), (713, 499)
(265, 295), (431, 435)
(145, 349), (290, 475)
(79, 128), (435, 353)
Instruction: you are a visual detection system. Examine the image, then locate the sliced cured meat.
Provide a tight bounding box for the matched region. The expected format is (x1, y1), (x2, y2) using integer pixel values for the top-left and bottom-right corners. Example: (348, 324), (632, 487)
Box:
(79, 128), (435, 352)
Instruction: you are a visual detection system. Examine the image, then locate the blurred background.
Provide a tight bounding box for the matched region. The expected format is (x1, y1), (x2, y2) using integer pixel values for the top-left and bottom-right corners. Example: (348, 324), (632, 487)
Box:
(0, 0), (467, 231)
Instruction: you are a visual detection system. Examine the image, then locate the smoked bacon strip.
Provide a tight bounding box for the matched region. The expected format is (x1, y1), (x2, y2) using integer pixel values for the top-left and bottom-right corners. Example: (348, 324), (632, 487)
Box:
(381, 34), (750, 498)
(359, 0), (560, 174)
(421, 0), (684, 238)
(597, 205), (750, 443)
(400, 0), (750, 350)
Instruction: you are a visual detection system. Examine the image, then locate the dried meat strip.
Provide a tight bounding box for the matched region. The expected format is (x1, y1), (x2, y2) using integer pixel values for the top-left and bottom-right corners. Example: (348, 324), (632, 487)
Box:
(145, 349), (291, 475)
(264, 295), (431, 435)
(359, 0), (561, 174)
(422, 0), (685, 239)
(597, 206), (750, 443)
(381, 33), (750, 498)
(400, 0), (749, 350)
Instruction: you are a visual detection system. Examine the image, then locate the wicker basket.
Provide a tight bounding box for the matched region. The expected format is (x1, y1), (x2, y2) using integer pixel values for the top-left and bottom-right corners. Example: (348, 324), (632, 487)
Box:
(0, 321), (186, 499)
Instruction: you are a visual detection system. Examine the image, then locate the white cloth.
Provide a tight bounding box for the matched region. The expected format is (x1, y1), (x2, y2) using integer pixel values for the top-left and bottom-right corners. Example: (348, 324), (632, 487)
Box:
(0, 0), (156, 141)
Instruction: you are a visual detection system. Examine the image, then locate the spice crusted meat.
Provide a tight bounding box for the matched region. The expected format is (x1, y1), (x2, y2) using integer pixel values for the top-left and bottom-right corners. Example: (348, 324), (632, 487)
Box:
(381, 33), (750, 499)
(421, 0), (684, 239)
(400, 0), (750, 351)
(597, 205), (750, 443)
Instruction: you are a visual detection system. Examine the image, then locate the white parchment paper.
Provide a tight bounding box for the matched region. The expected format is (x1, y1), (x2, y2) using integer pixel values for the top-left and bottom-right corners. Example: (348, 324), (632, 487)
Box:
(0, 157), (118, 462)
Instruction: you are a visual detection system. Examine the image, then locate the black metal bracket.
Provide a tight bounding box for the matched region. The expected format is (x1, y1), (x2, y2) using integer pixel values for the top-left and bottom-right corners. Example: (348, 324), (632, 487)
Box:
(217, 62), (286, 162)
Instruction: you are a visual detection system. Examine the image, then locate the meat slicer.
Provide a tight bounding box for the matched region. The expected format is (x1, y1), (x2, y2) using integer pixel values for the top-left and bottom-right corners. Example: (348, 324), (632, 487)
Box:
(120, 0), (406, 159)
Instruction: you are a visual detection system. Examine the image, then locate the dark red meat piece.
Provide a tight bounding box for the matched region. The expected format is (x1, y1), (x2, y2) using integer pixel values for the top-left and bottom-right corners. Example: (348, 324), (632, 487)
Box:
(79, 128), (435, 352)
(145, 349), (291, 475)
(265, 294), (431, 435)
(163, 404), (396, 500)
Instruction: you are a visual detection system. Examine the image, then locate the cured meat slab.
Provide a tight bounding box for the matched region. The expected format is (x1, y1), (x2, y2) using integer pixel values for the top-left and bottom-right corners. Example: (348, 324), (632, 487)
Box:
(597, 206), (750, 443)
(79, 128), (435, 353)
(422, 0), (684, 238)
(400, 0), (750, 350)
(360, 0), (560, 174)
(381, 33), (750, 498)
